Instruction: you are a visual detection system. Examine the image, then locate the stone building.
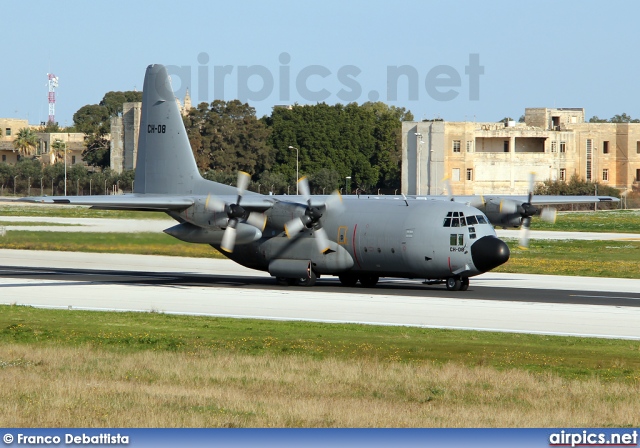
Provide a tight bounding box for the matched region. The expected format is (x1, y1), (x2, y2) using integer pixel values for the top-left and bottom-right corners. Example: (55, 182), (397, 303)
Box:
(1, 118), (85, 166)
(402, 108), (640, 195)
(110, 91), (191, 173)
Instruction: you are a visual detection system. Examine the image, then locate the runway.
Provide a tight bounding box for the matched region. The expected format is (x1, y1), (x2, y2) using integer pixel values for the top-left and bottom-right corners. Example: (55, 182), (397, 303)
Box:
(1, 249), (639, 340)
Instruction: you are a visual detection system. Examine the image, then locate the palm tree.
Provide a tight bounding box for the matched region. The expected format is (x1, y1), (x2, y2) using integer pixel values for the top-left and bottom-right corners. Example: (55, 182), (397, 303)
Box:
(13, 128), (39, 158)
(51, 139), (66, 164)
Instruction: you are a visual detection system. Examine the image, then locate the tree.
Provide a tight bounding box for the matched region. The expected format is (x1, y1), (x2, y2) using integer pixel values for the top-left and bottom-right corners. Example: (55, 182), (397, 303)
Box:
(609, 113), (640, 123)
(498, 117), (514, 123)
(12, 128), (39, 158)
(184, 100), (272, 176)
(589, 113), (640, 123)
(51, 139), (66, 164)
(81, 134), (110, 169)
(100, 91), (143, 116)
(73, 104), (110, 135)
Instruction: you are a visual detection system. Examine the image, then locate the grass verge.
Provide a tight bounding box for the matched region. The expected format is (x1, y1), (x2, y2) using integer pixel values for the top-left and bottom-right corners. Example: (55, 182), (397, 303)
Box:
(1, 306), (639, 427)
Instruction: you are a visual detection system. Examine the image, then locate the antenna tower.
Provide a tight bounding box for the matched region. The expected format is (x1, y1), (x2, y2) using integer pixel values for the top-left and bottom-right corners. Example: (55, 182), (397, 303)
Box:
(47, 73), (59, 124)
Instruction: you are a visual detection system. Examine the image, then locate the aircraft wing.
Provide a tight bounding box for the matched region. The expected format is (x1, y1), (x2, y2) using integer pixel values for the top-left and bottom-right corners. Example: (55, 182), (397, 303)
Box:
(16, 193), (282, 213)
(17, 194), (196, 212)
(407, 194), (619, 205)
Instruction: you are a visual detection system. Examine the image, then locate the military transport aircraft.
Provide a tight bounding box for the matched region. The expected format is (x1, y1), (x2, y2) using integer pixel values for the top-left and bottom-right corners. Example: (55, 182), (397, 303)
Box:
(18, 64), (514, 291)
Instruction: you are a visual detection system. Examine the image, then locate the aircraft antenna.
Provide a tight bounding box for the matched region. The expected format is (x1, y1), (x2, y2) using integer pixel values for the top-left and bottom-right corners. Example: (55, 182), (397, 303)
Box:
(47, 73), (59, 124)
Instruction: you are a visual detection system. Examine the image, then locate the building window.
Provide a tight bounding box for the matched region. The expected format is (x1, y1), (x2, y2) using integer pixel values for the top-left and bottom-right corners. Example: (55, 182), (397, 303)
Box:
(637, 169), (640, 182)
(602, 169), (609, 181)
(1, 155), (5, 162)
(560, 168), (566, 181)
(452, 140), (461, 153)
(603, 141), (609, 154)
(452, 168), (460, 181)
(466, 168), (473, 181)
(466, 141), (473, 152)
(637, 141), (640, 154)
(551, 141), (557, 153)
(586, 139), (593, 181)
(503, 140), (509, 152)
(560, 141), (566, 153)
(5, 128), (11, 136)
(72, 155), (76, 164)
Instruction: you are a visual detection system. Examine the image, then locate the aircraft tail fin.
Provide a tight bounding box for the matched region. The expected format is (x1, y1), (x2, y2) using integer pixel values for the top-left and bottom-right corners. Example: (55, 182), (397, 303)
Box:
(134, 64), (202, 195)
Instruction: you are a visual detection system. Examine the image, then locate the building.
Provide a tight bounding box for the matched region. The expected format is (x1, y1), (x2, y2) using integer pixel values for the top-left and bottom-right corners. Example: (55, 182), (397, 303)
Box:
(1, 118), (85, 166)
(110, 102), (142, 173)
(402, 108), (640, 195)
(110, 91), (191, 173)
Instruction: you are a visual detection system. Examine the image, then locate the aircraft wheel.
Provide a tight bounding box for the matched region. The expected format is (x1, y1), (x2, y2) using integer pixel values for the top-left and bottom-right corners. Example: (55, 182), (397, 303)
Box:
(359, 275), (379, 288)
(296, 270), (317, 287)
(446, 277), (461, 291)
(338, 273), (359, 287)
(460, 277), (469, 291)
(276, 277), (295, 286)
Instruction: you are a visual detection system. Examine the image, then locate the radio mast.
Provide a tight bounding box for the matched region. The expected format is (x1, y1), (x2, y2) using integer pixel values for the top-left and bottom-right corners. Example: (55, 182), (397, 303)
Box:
(47, 73), (59, 124)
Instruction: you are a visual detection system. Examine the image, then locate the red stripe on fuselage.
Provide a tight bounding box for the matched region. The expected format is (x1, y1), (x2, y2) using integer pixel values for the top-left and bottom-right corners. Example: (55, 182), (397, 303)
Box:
(352, 224), (361, 269)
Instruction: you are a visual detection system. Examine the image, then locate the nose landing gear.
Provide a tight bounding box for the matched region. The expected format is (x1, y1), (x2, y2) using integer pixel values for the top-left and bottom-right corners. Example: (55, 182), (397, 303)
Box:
(446, 276), (469, 291)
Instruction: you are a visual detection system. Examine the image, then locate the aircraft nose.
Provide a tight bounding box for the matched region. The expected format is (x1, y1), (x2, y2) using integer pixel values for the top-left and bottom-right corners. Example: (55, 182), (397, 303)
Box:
(471, 236), (510, 272)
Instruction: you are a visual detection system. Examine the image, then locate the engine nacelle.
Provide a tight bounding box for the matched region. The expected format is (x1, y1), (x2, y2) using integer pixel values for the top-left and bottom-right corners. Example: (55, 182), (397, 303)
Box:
(164, 222), (262, 244)
(265, 201), (309, 231)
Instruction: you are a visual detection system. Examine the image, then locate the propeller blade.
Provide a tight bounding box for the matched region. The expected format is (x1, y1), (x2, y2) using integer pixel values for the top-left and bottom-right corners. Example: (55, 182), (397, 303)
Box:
(442, 176), (453, 201)
(519, 216), (532, 249)
(298, 176), (311, 201)
(205, 194), (226, 213)
(469, 195), (485, 208)
(237, 171), (250, 198)
(284, 217), (305, 238)
(500, 199), (518, 214)
(540, 207), (557, 224)
(325, 190), (345, 214)
(314, 226), (331, 254)
(220, 226), (237, 253)
(246, 211), (267, 231)
(527, 172), (535, 203)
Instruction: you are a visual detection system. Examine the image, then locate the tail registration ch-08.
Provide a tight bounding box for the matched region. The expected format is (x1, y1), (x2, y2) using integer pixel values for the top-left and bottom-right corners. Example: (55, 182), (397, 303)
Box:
(147, 124), (166, 133)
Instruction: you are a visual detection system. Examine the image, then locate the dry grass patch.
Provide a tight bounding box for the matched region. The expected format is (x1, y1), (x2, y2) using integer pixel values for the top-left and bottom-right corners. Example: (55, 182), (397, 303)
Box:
(1, 344), (638, 427)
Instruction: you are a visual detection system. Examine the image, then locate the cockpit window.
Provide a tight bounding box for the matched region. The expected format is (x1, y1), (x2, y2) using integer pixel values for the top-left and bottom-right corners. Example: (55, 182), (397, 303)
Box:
(476, 215), (488, 224)
(466, 215), (478, 225)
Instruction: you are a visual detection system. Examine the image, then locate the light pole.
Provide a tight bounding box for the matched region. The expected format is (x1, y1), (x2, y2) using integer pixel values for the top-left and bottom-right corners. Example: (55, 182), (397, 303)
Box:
(430, 148), (438, 195)
(345, 176), (351, 195)
(415, 132), (424, 195)
(63, 141), (67, 196)
(288, 146), (299, 195)
(28, 177), (31, 196)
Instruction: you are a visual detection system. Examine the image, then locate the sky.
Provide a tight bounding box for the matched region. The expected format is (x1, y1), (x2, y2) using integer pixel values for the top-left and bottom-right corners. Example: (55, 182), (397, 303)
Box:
(2, 0), (640, 127)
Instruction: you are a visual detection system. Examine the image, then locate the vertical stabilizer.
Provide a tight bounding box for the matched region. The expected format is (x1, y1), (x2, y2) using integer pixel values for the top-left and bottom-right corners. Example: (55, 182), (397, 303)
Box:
(134, 64), (201, 194)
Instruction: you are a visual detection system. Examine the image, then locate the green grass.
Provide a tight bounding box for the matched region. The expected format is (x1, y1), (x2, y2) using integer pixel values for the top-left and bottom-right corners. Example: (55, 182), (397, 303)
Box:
(2, 305), (639, 383)
(0, 204), (168, 220)
(496, 239), (640, 278)
(533, 209), (640, 233)
(0, 221), (75, 227)
(0, 230), (225, 258)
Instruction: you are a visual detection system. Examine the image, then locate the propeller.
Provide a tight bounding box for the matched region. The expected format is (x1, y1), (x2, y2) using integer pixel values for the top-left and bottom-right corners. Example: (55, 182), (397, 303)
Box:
(284, 176), (344, 254)
(205, 171), (267, 253)
(517, 172), (556, 249)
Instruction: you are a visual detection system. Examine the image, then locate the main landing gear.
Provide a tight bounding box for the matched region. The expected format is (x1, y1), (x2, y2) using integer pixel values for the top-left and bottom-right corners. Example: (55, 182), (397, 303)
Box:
(338, 273), (379, 288)
(276, 270), (318, 287)
(445, 276), (469, 291)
